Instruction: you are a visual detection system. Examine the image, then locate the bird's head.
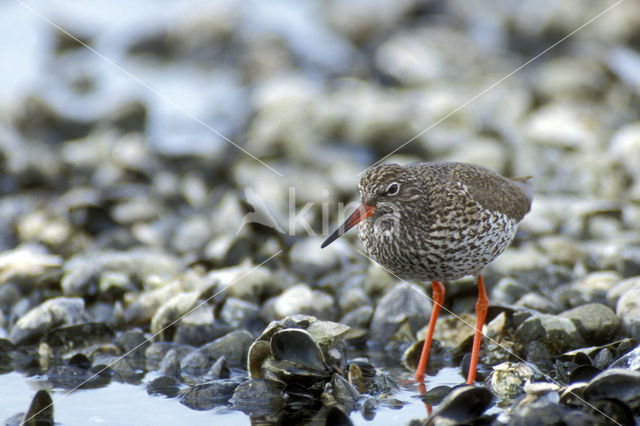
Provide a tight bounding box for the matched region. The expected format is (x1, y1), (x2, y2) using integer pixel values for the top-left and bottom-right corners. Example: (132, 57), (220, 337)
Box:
(321, 163), (420, 248)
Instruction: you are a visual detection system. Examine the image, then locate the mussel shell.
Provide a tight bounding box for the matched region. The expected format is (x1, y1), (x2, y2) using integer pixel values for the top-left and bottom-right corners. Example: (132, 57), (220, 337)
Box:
(583, 368), (640, 411)
(587, 398), (634, 425)
(324, 405), (353, 426)
(428, 385), (493, 423)
(270, 329), (326, 370)
(568, 365), (601, 384)
(262, 359), (329, 385)
(247, 340), (271, 379)
(419, 385), (452, 405)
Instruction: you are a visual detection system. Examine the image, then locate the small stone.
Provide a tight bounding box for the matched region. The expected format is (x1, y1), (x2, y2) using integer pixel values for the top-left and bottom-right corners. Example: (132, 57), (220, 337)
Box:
(147, 375), (181, 398)
(187, 330), (253, 368)
(267, 284), (336, 321)
(338, 287), (371, 315)
(158, 349), (181, 379)
(150, 291), (200, 339)
(218, 297), (261, 333)
(340, 305), (373, 329)
(559, 303), (619, 345)
(607, 276), (640, 307)
(572, 271), (621, 293)
(369, 284), (431, 343)
(514, 314), (585, 355)
(181, 379), (239, 410)
(616, 288), (640, 340)
(9, 297), (86, 346)
(0, 244), (62, 287)
(516, 293), (561, 314)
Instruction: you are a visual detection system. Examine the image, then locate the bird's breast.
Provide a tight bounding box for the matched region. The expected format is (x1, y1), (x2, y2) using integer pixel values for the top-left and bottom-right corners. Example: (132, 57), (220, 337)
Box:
(357, 206), (520, 281)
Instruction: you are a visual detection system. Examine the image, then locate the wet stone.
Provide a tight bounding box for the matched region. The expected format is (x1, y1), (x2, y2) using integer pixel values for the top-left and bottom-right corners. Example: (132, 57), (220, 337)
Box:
(181, 379), (240, 411)
(230, 379), (285, 418)
(591, 347), (613, 370)
(158, 348), (182, 379)
(173, 321), (231, 347)
(184, 330), (253, 370)
(47, 362), (112, 390)
(42, 323), (115, 354)
(0, 339), (15, 374)
(145, 342), (195, 370)
(559, 303), (619, 345)
(147, 375), (182, 398)
(180, 347), (216, 377)
(114, 329), (149, 360)
(91, 354), (143, 384)
(0, 245), (62, 289)
(207, 355), (230, 379)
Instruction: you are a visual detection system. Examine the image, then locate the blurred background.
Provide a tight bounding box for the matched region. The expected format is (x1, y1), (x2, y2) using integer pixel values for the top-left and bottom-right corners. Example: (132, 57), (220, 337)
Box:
(2, 0), (640, 424)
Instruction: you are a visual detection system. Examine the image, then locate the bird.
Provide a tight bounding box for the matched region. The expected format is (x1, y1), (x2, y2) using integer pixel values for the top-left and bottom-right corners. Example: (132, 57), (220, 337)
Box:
(321, 161), (532, 385)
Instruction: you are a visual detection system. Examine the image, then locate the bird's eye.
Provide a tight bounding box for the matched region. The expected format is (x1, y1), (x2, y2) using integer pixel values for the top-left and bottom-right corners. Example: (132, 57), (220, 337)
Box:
(386, 182), (399, 195)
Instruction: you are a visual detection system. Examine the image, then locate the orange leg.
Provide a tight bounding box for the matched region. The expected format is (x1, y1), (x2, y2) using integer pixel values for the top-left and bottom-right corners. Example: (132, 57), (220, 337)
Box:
(414, 281), (445, 382)
(467, 275), (488, 385)
(417, 381), (432, 416)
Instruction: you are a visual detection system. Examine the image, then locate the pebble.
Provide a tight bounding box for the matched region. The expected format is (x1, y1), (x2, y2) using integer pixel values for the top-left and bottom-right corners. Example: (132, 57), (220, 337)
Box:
(369, 284), (431, 343)
(265, 284), (337, 321)
(559, 303), (619, 345)
(606, 276), (640, 306)
(184, 330), (253, 369)
(514, 314), (585, 355)
(9, 297), (87, 346)
(616, 288), (640, 341)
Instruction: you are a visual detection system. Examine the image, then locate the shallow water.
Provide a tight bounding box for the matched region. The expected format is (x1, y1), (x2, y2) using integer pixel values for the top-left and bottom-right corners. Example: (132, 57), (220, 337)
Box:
(0, 367), (468, 425)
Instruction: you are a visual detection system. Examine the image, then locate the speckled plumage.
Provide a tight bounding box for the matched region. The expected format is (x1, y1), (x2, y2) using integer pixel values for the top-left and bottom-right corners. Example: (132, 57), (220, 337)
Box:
(356, 162), (532, 281)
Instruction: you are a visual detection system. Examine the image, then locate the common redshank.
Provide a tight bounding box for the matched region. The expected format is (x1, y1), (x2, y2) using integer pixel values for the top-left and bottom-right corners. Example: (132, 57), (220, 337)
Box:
(321, 162), (532, 384)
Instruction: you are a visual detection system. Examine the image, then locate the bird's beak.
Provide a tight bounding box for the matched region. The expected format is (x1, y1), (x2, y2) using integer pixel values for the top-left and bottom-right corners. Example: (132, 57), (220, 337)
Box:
(321, 203), (376, 248)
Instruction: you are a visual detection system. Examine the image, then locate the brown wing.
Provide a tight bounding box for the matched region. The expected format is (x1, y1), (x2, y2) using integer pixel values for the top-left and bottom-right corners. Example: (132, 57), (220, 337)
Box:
(410, 162), (533, 222)
(451, 163), (532, 221)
